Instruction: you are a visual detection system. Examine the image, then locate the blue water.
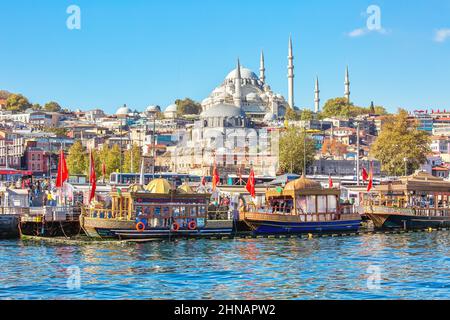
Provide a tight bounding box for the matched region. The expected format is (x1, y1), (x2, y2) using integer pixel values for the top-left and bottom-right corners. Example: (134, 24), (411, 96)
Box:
(0, 231), (449, 300)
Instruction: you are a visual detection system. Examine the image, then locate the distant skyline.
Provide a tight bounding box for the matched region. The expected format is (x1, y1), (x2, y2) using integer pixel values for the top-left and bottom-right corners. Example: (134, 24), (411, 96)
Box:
(1, 0), (450, 113)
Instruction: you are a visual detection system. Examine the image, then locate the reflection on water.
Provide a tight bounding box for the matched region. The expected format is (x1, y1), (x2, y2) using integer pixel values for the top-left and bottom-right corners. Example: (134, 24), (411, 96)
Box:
(0, 231), (449, 300)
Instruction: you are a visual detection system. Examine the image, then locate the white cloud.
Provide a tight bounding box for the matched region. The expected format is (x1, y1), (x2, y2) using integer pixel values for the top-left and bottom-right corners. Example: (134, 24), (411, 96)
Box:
(347, 27), (389, 38)
(434, 29), (450, 43)
(348, 28), (368, 37)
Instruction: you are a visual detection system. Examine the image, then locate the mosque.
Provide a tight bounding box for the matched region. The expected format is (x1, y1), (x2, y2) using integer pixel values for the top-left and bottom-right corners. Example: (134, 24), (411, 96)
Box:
(200, 37), (297, 120)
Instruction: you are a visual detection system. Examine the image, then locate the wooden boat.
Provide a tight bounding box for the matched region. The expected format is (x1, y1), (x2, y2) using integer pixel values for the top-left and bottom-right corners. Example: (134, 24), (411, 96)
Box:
(363, 172), (450, 230)
(240, 176), (361, 235)
(81, 178), (233, 240)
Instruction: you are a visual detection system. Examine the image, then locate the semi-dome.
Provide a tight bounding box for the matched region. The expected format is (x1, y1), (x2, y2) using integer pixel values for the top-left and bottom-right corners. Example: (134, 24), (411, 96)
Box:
(284, 175), (322, 191)
(165, 104), (178, 113)
(200, 103), (245, 118)
(226, 67), (259, 81)
(145, 178), (173, 194)
(146, 105), (161, 112)
(116, 105), (132, 115)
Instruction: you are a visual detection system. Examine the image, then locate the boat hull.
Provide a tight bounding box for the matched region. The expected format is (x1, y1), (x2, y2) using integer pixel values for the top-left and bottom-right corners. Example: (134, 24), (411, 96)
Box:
(366, 212), (450, 230)
(242, 212), (361, 235)
(81, 216), (234, 240)
(0, 215), (20, 239)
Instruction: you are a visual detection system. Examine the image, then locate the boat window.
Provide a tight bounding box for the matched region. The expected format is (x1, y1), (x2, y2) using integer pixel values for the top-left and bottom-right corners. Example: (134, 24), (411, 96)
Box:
(154, 207), (161, 217)
(327, 195), (337, 213)
(307, 196), (316, 214)
(163, 207), (170, 218)
(144, 206), (151, 215)
(191, 206), (197, 217)
(173, 207), (180, 218)
(296, 196), (307, 214)
(318, 196), (327, 213)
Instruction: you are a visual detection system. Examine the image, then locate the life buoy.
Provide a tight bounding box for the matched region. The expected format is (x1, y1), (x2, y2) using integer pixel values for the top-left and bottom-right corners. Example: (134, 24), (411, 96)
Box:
(136, 222), (146, 232)
(188, 220), (197, 230)
(171, 222), (180, 232)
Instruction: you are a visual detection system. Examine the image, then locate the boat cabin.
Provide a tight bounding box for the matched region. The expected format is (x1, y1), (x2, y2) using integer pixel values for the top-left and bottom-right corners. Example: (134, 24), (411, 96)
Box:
(242, 176), (348, 221)
(86, 178), (211, 228)
(363, 171), (450, 214)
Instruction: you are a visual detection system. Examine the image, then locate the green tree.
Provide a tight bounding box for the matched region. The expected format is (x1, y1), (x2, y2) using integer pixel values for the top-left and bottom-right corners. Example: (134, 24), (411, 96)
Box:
(123, 144), (142, 173)
(371, 109), (430, 176)
(6, 93), (31, 112)
(279, 126), (316, 175)
(44, 101), (62, 112)
(300, 109), (314, 121)
(32, 103), (42, 111)
(175, 98), (202, 115)
(284, 107), (299, 121)
(106, 144), (122, 175)
(321, 97), (373, 118)
(66, 141), (87, 175)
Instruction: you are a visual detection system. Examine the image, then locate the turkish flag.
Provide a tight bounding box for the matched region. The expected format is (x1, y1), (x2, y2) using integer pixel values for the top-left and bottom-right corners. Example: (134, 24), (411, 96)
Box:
(56, 149), (68, 188)
(362, 167), (369, 182)
(367, 162), (374, 192)
(328, 174), (333, 188)
(201, 175), (206, 186)
(246, 168), (256, 198)
(89, 151), (97, 203)
(212, 163), (220, 191)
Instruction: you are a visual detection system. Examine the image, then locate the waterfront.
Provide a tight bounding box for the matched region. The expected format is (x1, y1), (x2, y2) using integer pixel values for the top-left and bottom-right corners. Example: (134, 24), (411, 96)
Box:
(0, 231), (449, 300)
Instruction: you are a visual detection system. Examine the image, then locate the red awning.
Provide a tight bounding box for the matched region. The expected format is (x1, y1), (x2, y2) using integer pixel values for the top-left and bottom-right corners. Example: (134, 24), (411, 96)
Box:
(0, 169), (33, 176)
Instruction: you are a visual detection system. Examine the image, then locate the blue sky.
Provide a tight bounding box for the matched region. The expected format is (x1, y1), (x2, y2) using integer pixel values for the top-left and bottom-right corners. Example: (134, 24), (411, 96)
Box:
(1, 0), (450, 113)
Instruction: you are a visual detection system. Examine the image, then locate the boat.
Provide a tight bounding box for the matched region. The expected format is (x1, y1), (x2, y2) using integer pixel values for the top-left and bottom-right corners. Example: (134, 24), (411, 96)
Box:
(239, 176), (361, 235)
(363, 171), (450, 230)
(80, 178), (234, 240)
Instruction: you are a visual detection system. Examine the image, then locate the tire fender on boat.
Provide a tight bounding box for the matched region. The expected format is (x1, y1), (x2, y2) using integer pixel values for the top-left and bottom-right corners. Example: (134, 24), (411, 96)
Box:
(172, 222), (180, 232)
(136, 222), (146, 232)
(188, 220), (197, 230)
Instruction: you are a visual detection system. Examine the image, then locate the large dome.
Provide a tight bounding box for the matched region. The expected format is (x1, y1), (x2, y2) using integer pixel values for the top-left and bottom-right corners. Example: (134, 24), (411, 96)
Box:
(116, 105), (132, 115)
(201, 103), (245, 118)
(226, 67), (259, 81)
(165, 104), (178, 112)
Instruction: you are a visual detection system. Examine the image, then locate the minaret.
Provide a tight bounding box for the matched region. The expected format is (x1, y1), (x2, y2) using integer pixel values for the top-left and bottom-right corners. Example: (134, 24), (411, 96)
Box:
(287, 36), (295, 109)
(234, 58), (242, 108)
(344, 66), (350, 104)
(314, 76), (320, 113)
(259, 50), (266, 84)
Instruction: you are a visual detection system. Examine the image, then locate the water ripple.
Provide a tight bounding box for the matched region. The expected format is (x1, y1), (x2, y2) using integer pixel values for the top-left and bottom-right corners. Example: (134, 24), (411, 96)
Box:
(0, 231), (449, 299)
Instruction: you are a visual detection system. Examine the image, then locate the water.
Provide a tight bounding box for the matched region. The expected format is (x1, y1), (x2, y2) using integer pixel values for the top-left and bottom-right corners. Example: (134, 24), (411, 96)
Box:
(0, 231), (449, 300)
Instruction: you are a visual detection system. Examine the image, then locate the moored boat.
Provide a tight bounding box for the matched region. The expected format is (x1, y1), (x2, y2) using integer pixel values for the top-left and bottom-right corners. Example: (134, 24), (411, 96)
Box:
(240, 176), (361, 235)
(363, 172), (450, 230)
(81, 178), (234, 240)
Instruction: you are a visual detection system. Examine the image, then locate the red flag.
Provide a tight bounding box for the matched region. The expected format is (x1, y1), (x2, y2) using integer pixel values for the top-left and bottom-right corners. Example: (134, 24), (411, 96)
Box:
(201, 175), (206, 186)
(367, 162), (374, 192)
(56, 149), (68, 188)
(246, 168), (256, 198)
(89, 151), (97, 203)
(328, 174), (333, 188)
(362, 167), (369, 182)
(212, 163), (220, 191)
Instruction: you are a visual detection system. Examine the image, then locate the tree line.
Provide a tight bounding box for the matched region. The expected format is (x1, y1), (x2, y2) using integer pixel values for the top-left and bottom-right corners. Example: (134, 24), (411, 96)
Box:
(0, 90), (63, 112)
(66, 141), (142, 179)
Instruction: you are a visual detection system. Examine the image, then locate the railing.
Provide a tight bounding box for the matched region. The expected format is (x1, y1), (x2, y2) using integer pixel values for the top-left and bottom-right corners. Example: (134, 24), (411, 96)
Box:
(366, 205), (450, 218)
(0, 207), (30, 216)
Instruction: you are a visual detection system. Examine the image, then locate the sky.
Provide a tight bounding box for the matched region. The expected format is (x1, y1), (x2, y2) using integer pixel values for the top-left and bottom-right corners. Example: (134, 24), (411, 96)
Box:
(0, 0), (450, 114)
